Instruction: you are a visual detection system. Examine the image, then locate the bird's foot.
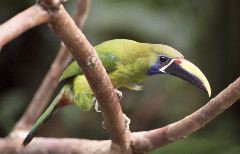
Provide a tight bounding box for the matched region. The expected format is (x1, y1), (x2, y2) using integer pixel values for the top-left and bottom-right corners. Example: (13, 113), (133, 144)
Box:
(93, 89), (129, 130)
(123, 113), (131, 131)
(93, 89), (122, 113)
(102, 113), (131, 131)
(115, 89), (122, 100)
(92, 97), (101, 112)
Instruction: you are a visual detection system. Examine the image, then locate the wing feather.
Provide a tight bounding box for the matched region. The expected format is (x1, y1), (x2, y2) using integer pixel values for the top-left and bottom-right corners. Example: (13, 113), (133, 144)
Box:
(60, 52), (117, 81)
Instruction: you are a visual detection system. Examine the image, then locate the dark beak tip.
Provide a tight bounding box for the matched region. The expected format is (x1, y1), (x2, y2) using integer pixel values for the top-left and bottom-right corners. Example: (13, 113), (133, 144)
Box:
(165, 59), (211, 97)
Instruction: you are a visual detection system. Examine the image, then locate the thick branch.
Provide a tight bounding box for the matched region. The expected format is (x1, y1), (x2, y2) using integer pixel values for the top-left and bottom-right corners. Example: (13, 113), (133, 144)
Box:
(0, 137), (112, 154)
(131, 77), (240, 153)
(12, 0), (90, 132)
(0, 4), (51, 49)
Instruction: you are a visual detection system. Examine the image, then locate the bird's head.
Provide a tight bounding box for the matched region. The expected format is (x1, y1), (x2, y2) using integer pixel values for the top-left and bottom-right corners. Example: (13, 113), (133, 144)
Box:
(147, 44), (211, 97)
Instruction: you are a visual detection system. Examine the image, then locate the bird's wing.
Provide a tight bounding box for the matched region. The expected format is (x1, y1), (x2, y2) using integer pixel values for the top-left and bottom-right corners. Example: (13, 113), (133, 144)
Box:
(60, 52), (118, 81)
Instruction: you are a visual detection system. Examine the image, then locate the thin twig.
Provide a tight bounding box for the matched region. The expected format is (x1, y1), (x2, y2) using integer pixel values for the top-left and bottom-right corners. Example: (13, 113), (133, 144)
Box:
(131, 77), (240, 153)
(0, 5), (51, 49)
(12, 0), (90, 132)
(74, 0), (90, 28)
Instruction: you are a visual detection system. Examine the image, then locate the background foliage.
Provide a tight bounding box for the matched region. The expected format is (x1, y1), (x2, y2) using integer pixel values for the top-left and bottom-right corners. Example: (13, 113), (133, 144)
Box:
(0, 0), (239, 153)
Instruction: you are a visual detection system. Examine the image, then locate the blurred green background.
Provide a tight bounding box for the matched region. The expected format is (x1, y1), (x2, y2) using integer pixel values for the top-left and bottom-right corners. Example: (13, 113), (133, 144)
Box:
(0, 0), (240, 153)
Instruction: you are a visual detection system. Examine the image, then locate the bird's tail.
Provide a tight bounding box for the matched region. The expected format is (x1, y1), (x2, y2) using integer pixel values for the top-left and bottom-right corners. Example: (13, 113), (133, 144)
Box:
(23, 84), (73, 146)
(22, 96), (58, 146)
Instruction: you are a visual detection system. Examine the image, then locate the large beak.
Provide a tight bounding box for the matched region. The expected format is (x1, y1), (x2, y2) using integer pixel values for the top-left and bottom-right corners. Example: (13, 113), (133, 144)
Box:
(164, 58), (211, 97)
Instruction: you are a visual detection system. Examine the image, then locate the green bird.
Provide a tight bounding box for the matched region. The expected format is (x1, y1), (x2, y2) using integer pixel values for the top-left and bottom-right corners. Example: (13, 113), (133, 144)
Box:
(23, 39), (211, 145)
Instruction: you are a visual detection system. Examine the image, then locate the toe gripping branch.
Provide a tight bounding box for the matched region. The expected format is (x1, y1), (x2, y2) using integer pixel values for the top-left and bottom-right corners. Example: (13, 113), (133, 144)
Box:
(93, 89), (130, 131)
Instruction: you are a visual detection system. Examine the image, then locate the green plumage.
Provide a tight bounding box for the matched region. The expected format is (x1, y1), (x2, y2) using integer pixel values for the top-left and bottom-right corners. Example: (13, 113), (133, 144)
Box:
(61, 39), (183, 109)
(23, 39), (184, 145)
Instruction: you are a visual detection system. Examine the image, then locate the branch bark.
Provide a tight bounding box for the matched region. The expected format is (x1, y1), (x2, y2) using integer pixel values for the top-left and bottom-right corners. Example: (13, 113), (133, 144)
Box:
(0, 4), (51, 49)
(12, 0), (90, 132)
(0, 137), (112, 154)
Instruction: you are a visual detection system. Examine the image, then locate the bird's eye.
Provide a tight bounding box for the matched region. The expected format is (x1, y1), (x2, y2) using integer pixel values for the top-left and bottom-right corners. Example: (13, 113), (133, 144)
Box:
(159, 56), (167, 63)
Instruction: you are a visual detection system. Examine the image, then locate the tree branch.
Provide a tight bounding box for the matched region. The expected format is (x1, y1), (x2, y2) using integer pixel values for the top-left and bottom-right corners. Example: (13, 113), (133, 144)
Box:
(12, 0), (90, 132)
(0, 77), (239, 154)
(47, 2), (129, 149)
(131, 77), (240, 153)
(73, 0), (90, 28)
(0, 137), (112, 154)
(0, 4), (51, 49)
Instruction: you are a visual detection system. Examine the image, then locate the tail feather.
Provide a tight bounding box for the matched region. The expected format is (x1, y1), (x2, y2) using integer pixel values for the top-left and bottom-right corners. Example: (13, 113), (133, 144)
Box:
(23, 84), (73, 146)
(23, 97), (59, 146)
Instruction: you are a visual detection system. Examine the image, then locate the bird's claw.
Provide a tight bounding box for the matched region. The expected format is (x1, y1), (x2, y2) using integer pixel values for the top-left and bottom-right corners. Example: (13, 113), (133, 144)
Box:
(101, 113), (130, 131)
(123, 113), (131, 131)
(115, 89), (122, 100)
(93, 97), (101, 112)
(93, 89), (122, 113)
(94, 89), (129, 131)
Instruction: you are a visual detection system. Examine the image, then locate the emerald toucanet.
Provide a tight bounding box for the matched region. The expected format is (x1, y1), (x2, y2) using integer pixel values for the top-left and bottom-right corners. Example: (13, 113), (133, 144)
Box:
(23, 39), (211, 145)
